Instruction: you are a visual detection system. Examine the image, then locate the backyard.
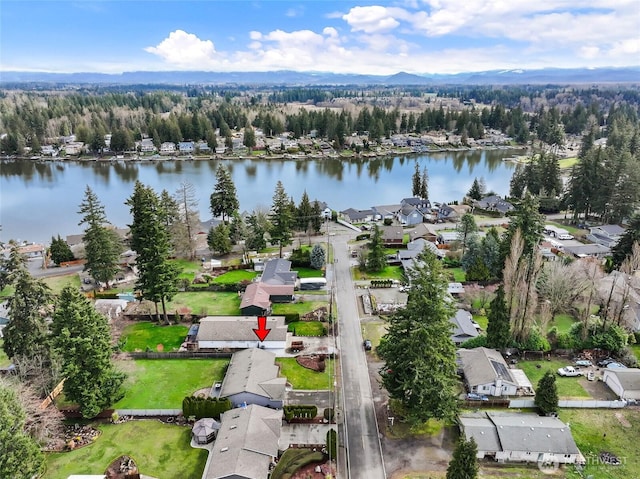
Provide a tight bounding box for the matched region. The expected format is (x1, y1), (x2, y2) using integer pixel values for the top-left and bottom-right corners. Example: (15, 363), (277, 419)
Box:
(42, 273), (81, 293)
(276, 358), (334, 390)
(166, 291), (240, 316)
(119, 322), (189, 352)
(287, 321), (327, 337)
(518, 359), (590, 398)
(212, 269), (258, 284)
(114, 359), (229, 409)
(272, 300), (327, 316)
(44, 420), (207, 479)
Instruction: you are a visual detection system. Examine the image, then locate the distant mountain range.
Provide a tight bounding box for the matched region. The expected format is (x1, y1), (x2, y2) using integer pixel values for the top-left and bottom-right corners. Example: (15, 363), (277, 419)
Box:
(1, 67), (639, 86)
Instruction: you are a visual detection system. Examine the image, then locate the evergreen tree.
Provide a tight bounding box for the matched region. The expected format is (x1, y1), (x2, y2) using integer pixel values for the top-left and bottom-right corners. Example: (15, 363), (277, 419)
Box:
(49, 235), (74, 265)
(457, 213), (478, 255)
(467, 178), (483, 201)
(210, 165), (239, 222)
(499, 193), (544, 267)
(310, 244), (326, 270)
(611, 213), (640, 269)
(0, 382), (45, 479)
(446, 437), (478, 479)
(246, 213), (267, 252)
(78, 186), (122, 288)
(296, 190), (313, 231)
(534, 371), (559, 416)
(366, 224), (386, 273)
(207, 223), (232, 255)
(269, 181), (294, 258)
(486, 286), (511, 349)
(126, 181), (180, 323)
(51, 285), (125, 418)
(0, 240), (27, 292)
(420, 167), (429, 199)
(310, 200), (323, 234)
(377, 250), (459, 424)
(228, 211), (247, 245)
(412, 163), (421, 197)
(243, 124), (256, 149)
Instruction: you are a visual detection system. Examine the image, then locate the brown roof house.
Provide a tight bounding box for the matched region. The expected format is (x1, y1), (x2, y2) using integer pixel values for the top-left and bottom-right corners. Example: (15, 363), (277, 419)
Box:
(196, 316), (289, 351)
(380, 225), (404, 246)
(240, 283), (294, 316)
(202, 404), (283, 479)
(214, 348), (286, 408)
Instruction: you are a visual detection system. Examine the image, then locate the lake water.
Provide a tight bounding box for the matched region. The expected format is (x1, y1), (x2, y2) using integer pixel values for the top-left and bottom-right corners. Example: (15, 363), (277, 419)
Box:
(0, 149), (519, 244)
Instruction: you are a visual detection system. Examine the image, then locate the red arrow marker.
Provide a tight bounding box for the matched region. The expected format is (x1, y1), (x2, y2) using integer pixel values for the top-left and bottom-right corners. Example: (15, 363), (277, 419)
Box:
(253, 315), (271, 342)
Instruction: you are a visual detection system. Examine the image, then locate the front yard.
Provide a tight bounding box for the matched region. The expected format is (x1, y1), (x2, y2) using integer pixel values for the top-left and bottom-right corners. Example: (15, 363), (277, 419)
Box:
(352, 266), (404, 281)
(114, 359), (229, 409)
(119, 322), (189, 352)
(166, 291), (240, 316)
(287, 321), (327, 336)
(518, 359), (590, 398)
(276, 358), (334, 390)
(44, 420), (207, 479)
(272, 300), (326, 316)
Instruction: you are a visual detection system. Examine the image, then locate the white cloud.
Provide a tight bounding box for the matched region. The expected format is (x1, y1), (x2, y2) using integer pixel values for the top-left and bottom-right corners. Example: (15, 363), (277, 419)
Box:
(342, 6), (403, 33)
(144, 30), (218, 66)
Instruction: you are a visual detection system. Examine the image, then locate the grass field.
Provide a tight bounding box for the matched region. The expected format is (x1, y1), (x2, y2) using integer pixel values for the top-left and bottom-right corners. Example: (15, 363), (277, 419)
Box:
(0, 339), (10, 367)
(560, 409), (640, 479)
(632, 344), (640, 362)
(212, 269), (258, 284)
(558, 157), (579, 170)
(518, 359), (590, 398)
(272, 301), (326, 316)
(361, 320), (388, 356)
(444, 267), (466, 282)
(550, 313), (577, 334)
(119, 322), (189, 352)
(276, 358), (334, 390)
(287, 321), (327, 336)
(296, 267), (325, 278)
(545, 220), (587, 236)
(166, 291), (240, 316)
(473, 314), (488, 330)
(352, 266), (404, 281)
(44, 420), (207, 479)
(42, 273), (81, 293)
(114, 359), (228, 409)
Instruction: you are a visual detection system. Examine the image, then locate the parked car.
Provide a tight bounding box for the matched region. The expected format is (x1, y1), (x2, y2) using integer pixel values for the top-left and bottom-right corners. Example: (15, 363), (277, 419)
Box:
(557, 366), (582, 377)
(363, 339), (372, 351)
(466, 393), (489, 401)
(575, 360), (593, 367)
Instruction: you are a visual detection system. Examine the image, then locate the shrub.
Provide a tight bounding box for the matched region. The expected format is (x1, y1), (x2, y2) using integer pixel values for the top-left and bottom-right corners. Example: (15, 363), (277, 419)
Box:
(323, 408), (334, 422)
(283, 405), (318, 421)
(326, 429), (337, 460)
(460, 335), (487, 349)
(182, 396), (232, 419)
(356, 233), (371, 241)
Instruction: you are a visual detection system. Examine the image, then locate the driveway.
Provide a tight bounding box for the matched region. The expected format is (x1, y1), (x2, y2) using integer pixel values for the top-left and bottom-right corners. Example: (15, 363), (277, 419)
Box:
(280, 423), (336, 449)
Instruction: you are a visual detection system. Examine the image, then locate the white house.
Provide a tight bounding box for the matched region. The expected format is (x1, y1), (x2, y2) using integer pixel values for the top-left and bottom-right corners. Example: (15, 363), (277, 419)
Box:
(603, 368), (640, 400)
(457, 347), (523, 397)
(196, 316), (289, 351)
(160, 142), (176, 154)
(459, 412), (584, 465)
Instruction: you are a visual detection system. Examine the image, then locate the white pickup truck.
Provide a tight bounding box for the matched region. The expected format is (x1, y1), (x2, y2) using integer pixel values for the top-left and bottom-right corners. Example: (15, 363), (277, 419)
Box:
(557, 366), (581, 377)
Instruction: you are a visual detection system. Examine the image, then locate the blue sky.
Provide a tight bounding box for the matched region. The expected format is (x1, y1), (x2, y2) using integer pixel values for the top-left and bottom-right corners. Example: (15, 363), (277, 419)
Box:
(1, 1), (638, 74)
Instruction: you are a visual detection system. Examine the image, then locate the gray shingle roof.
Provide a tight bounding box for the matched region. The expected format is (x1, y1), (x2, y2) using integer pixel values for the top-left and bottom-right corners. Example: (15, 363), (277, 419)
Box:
(261, 259), (297, 285)
(219, 348), (286, 400)
(605, 368), (640, 391)
(197, 316), (288, 342)
(457, 347), (515, 387)
(205, 404), (282, 479)
(451, 309), (479, 340)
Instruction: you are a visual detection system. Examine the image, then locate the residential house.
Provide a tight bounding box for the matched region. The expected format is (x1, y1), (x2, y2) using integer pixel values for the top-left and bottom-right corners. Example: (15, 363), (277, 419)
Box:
(457, 347), (531, 397)
(178, 141), (195, 153)
(341, 208), (374, 224)
(474, 195), (514, 215)
(260, 259), (298, 286)
(215, 348), (286, 408)
(437, 204), (471, 222)
(160, 142), (176, 154)
(397, 204), (427, 226)
(603, 368), (640, 400)
(409, 223), (437, 242)
(195, 316), (288, 351)
(380, 225), (404, 247)
(196, 141), (211, 153)
(563, 243), (611, 259)
(215, 145), (227, 155)
(450, 309), (479, 346)
(240, 283), (295, 315)
(372, 204), (402, 221)
(587, 224), (626, 248)
(41, 145), (58, 156)
(139, 138), (155, 152)
(16, 243), (46, 258)
(63, 142), (85, 155)
(202, 404), (282, 479)
(459, 412), (584, 465)
(437, 232), (460, 244)
(398, 238), (446, 271)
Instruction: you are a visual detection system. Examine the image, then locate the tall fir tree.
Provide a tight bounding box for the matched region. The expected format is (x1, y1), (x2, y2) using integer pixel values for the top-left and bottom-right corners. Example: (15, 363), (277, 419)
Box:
(534, 370), (559, 415)
(377, 250), (459, 424)
(486, 286), (511, 349)
(420, 167), (429, 199)
(366, 224), (386, 273)
(269, 181), (294, 258)
(210, 165), (239, 222)
(412, 163), (422, 197)
(51, 285), (125, 418)
(446, 437), (479, 479)
(467, 178), (483, 201)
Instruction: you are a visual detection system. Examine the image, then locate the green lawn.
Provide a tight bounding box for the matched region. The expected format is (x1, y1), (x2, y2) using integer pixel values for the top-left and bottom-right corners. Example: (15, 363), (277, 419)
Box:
(560, 409), (640, 479)
(518, 360), (590, 398)
(444, 267), (466, 282)
(296, 267), (325, 278)
(276, 358), (334, 390)
(0, 339), (10, 367)
(119, 322), (189, 352)
(166, 291), (240, 316)
(0, 284), (15, 298)
(550, 313), (577, 334)
(362, 320), (388, 359)
(472, 314), (488, 330)
(42, 273), (81, 294)
(545, 221), (585, 236)
(287, 321), (327, 336)
(114, 359), (228, 409)
(352, 266), (404, 281)
(272, 301), (326, 316)
(558, 157), (579, 170)
(632, 344), (640, 362)
(44, 420), (207, 479)
(212, 269), (258, 284)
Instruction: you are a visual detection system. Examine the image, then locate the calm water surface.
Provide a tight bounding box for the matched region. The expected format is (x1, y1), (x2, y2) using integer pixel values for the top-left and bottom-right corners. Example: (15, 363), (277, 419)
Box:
(0, 150), (518, 243)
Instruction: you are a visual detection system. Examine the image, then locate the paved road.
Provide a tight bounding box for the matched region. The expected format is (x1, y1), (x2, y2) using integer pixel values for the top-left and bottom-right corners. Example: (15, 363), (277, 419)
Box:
(329, 223), (386, 479)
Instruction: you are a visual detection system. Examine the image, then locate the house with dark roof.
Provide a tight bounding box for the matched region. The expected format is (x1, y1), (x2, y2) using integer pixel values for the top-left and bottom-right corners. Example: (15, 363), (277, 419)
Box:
(215, 348), (286, 408)
(474, 195), (514, 215)
(587, 224), (626, 248)
(340, 208), (374, 224)
(398, 238), (446, 271)
(459, 412), (584, 465)
(603, 368), (640, 400)
(563, 243), (611, 259)
(437, 203), (471, 222)
(372, 204), (402, 221)
(409, 223), (437, 242)
(260, 259), (297, 286)
(203, 404), (282, 479)
(450, 309), (479, 345)
(380, 225), (404, 247)
(196, 316), (289, 351)
(457, 347), (524, 397)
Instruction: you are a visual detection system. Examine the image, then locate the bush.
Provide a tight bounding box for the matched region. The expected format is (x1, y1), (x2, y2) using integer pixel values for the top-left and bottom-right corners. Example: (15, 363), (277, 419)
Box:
(290, 248), (311, 267)
(182, 396), (232, 419)
(283, 313), (301, 324)
(270, 449), (325, 479)
(326, 429), (337, 460)
(460, 335), (487, 349)
(283, 405), (318, 421)
(442, 257), (461, 268)
(323, 408), (334, 422)
(356, 233), (371, 241)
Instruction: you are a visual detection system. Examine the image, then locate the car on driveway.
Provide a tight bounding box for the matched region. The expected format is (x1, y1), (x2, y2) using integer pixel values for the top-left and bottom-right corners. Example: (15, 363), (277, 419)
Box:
(557, 366), (581, 377)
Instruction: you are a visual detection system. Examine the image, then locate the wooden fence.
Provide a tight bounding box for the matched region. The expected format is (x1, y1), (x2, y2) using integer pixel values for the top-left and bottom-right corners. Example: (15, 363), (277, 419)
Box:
(39, 379), (65, 410)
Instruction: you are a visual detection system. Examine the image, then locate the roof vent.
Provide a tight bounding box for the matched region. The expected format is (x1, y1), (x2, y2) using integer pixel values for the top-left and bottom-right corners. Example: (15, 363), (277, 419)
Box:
(547, 434), (551, 438)
(221, 447), (229, 452)
(530, 427), (535, 431)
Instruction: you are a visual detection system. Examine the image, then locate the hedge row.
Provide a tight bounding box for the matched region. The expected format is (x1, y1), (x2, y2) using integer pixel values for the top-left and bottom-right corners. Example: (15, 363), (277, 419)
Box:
(283, 405), (318, 421)
(182, 396), (232, 420)
(370, 279), (394, 288)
